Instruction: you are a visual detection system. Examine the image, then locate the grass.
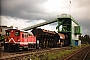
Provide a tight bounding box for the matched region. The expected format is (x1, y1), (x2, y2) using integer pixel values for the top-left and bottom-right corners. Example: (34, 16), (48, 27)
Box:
(23, 45), (87, 60)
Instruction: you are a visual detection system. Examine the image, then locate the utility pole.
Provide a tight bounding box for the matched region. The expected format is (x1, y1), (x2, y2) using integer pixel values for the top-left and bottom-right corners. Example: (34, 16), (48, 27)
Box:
(69, 0), (71, 15)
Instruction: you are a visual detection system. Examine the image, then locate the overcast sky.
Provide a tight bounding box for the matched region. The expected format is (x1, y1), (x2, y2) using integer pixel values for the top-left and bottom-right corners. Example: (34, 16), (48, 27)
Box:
(1, 0), (90, 35)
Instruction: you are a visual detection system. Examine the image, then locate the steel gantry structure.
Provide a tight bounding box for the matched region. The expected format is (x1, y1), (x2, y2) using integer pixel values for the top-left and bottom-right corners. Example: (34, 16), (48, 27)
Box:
(22, 19), (58, 31)
(22, 13), (81, 46)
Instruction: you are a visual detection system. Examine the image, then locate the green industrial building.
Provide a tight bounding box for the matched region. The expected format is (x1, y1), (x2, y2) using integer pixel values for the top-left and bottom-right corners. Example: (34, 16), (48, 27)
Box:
(56, 14), (81, 46)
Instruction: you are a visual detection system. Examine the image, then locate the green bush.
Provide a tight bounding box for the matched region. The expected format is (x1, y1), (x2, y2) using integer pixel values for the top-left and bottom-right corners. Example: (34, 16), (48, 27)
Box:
(0, 35), (5, 42)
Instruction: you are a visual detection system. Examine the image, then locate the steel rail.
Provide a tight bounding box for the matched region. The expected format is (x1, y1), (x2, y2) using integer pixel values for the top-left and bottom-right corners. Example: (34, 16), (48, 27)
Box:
(83, 50), (89, 60)
(64, 46), (90, 60)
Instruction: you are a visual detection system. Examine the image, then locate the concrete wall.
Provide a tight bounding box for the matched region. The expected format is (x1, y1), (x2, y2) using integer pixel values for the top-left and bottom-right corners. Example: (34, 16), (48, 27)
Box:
(0, 26), (12, 35)
(71, 21), (81, 46)
(72, 21), (79, 40)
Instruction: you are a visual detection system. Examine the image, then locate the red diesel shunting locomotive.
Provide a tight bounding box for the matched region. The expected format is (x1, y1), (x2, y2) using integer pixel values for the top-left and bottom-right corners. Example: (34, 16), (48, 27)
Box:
(4, 29), (36, 51)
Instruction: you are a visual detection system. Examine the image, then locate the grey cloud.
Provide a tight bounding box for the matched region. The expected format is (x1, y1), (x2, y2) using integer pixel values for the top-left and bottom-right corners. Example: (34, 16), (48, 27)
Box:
(1, 0), (50, 20)
(77, 18), (90, 35)
(72, 13), (90, 35)
(1, 0), (90, 35)
(76, 0), (90, 7)
(71, 0), (90, 18)
(1, 0), (90, 20)
(70, 0), (90, 35)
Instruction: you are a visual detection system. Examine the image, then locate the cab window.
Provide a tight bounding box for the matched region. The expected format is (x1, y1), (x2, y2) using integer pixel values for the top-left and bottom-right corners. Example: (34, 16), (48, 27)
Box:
(6, 32), (10, 36)
(22, 34), (24, 38)
(15, 31), (20, 36)
(22, 33), (28, 38)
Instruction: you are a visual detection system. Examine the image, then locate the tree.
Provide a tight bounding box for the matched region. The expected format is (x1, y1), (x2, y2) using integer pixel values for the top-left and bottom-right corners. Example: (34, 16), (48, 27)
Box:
(79, 34), (90, 44)
(84, 35), (90, 44)
(0, 35), (5, 42)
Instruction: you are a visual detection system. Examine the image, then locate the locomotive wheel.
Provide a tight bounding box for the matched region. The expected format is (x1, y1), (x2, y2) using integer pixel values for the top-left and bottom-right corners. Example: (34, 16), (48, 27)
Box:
(36, 43), (39, 49)
(11, 44), (19, 51)
(4, 43), (20, 51)
(23, 48), (28, 51)
(4, 43), (8, 51)
(14, 47), (19, 51)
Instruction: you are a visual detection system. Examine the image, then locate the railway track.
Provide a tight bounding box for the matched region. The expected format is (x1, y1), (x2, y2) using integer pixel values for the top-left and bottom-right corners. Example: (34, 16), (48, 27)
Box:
(64, 45), (90, 60)
(0, 47), (70, 60)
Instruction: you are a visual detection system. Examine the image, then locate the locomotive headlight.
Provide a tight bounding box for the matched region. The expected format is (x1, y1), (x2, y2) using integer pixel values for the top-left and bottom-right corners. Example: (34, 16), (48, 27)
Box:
(5, 39), (6, 41)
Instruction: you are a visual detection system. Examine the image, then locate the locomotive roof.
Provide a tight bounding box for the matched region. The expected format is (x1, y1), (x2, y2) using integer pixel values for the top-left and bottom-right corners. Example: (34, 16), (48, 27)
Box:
(6, 29), (29, 33)
(6, 29), (20, 31)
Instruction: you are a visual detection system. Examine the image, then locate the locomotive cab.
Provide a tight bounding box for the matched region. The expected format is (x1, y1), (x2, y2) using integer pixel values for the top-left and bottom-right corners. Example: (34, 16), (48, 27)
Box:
(4, 29), (21, 51)
(4, 29), (37, 51)
(5, 29), (20, 43)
